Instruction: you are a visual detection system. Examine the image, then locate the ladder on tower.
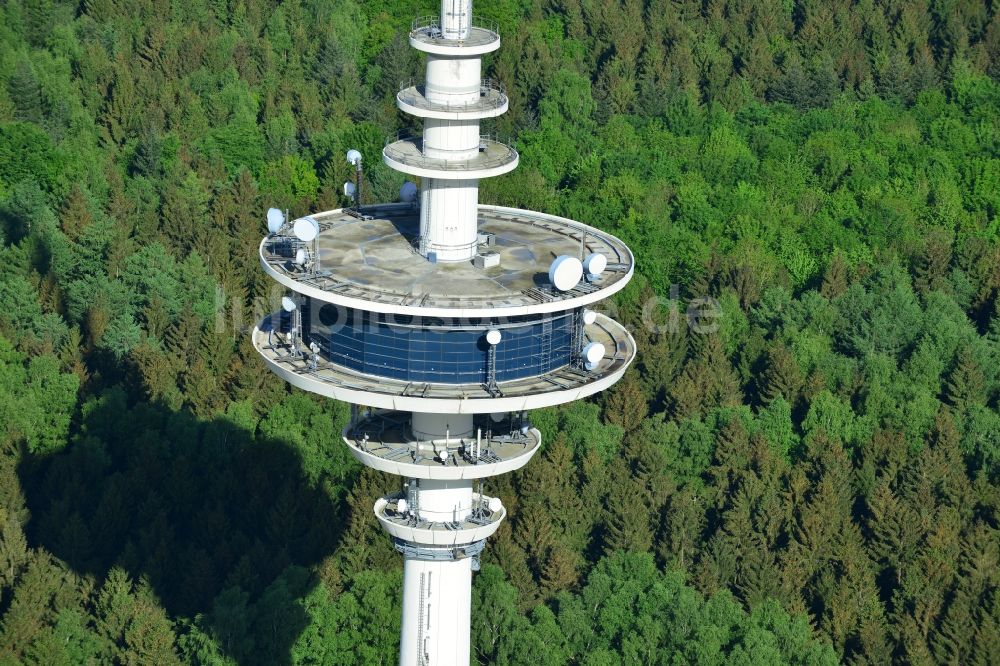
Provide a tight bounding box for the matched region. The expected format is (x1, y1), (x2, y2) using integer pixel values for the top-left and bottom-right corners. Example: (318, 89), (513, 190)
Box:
(408, 480), (420, 526)
(417, 573), (427, 666)
(539, 317), (553, 371)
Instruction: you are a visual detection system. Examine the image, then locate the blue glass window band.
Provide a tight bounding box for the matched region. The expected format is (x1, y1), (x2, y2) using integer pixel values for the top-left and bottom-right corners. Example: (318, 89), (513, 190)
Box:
(302, 301), (576, 384)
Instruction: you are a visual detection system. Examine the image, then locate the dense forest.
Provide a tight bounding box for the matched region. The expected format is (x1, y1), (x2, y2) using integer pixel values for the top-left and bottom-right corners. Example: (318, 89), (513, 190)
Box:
(1, 0), (999, 663)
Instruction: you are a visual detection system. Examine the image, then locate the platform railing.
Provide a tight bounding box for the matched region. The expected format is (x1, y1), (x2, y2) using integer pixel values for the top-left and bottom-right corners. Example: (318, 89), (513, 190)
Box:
(397, 78), (507, 113)
(410, 15), (500, 40)
(383, 132), (518, 171)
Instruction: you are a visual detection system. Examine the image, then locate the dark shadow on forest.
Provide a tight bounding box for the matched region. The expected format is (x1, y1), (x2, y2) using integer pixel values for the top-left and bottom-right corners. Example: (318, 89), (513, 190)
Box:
(18, 388), (345, 665)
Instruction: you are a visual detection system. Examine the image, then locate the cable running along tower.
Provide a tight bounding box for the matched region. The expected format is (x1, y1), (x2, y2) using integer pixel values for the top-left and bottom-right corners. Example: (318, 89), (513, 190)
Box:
(254, 2), (635, 664)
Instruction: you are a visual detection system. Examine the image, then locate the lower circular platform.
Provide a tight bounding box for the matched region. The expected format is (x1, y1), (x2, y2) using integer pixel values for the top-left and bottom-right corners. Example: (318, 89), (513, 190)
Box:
(252, 313), (635, 413)
(383, 136), (518, 180)
(375, 493), (505, 546)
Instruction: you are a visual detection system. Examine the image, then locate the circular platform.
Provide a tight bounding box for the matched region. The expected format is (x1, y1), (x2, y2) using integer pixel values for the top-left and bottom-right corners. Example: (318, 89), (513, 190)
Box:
(383, 136), (518, 180)
(260, 204), (634, 318)
(252, 313), (636, 413)
(375, 493), (505, 545)
(409, 17), (500, 56)
(397, 81), (508, 120)
(344, 414), (541, 479)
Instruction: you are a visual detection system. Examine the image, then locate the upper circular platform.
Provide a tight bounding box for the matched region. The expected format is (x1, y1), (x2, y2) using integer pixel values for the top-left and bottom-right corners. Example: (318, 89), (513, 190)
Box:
(409, 16), (500, 56)
(260, 204), (634, 318)
(252, 312), (636, 413)
(383, 135), (518, 180)
(397, 80), (508, 120)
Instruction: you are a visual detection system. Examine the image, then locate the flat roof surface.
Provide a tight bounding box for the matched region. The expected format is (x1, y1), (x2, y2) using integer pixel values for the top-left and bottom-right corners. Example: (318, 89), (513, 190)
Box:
(262, 204), (633, 314)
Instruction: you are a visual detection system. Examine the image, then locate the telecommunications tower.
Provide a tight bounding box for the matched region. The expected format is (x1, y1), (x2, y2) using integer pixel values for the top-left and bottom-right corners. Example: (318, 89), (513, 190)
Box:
(254, 2), (635, 664)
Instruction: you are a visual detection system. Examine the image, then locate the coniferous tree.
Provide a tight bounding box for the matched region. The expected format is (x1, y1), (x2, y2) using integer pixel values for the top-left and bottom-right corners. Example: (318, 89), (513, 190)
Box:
(602, 372), (647, 433)
(913, 228), (954, 296)
(943, 345), (987, 410)
(821, 250), (850, 299)
(7, 58), (44, 125)
(759, 340), (804, 406)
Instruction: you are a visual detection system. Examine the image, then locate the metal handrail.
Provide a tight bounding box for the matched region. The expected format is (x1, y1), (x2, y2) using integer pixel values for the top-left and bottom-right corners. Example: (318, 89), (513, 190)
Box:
(397, 78), (508, 113)
(383, 132), (518, 171)
(410, 15), (500, 39)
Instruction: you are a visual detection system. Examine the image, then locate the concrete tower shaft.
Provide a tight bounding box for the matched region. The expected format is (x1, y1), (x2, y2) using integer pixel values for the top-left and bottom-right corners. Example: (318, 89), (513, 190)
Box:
(256, 2), (635, 665)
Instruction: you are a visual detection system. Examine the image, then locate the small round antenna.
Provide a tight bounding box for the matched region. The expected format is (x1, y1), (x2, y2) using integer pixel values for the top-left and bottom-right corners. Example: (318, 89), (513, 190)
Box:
(346, 149), (362, 166)
(293, 216), (319, 242)
(281, 296), (297, 312)
(548, 255), (583, 292)
(583, 342), (606, 366)
(582, 309), (598, 325)
(485, 329), (502, 345)
(583, 253), (607, 277)
(266, 208), (285, 234)
(344, 181), (357, 200)
(400, 181), (418, 202)
(294, 248), (308, 266)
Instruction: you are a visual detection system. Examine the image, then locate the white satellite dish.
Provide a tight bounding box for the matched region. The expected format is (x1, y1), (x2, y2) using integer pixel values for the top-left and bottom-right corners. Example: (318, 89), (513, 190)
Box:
(266, 208), (285, 234)
(485, 329), (502, 345)
(583, 253), (607, 277)
(582, 309), (597, 325)
(294, 248), (308, 265)
(487, 497), (503, 513)
(400, 181), (418, 202)
(548, 255), (583, 292)
(346, 149), (362, 166)
(281, 296), (296, 312)
(344, 181), (357, 200)
(397, 498), (408, 515)
(583, 342), (606, 365)
(293, 216), (319, 242)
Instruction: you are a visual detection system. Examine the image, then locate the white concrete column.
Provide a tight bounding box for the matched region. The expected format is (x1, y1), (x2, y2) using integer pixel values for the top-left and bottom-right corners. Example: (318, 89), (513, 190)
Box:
(440, 0), (473, 41)
(422, 119), (480, 160)
(418, 178), (479, 262)
(411, 412), (474, 441)
(425, 55), (481, 104)
(412, 478), (474, 522)
(399, 555), (473, 666)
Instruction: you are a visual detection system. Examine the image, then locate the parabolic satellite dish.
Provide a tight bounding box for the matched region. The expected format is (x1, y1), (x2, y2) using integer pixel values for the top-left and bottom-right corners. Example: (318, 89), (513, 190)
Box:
(344, 181), (357, 199)
(485, 329), (502, 345)
(294, 248), (308, 265)
(293, 216), (319, 242)
(400, 181), (418, 202)
(346, 149), (362, 166)
(266, 208), (285, 234)
(548, 255), (583, 292)
(583, 341), (605, 365)
(582, 309), (597, 325)
(281, 296), (297, 312)
(583, 253), (607, 277)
